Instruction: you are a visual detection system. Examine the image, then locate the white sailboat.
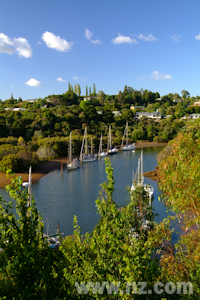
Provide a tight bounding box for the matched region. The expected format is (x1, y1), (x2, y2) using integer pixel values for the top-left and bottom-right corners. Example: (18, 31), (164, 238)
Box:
(121, 121), (135, 151)
(107, 125), (118, 155)
(67, 132), (78, 170)
(80, 127), (97, 163)
(98, 134), (107, 158)
(131, 149), (154, 201)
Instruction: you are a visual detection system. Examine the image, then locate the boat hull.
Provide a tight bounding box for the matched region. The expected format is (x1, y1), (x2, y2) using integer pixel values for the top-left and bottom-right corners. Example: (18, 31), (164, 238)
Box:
(121, 144), (135, 151)
(67, 164), (78, 170)
(108, 148), (118, 155)
(99, 151), (107, 158)
(82, 156), (97, 163)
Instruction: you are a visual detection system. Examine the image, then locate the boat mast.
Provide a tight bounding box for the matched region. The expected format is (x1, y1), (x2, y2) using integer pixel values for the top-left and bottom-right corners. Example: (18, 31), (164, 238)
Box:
(107, 126), (111, 151)
(141, 149), (144, 185)
(126, 121), (128, 146)
(91, 137), (93, 156)
(69, 132), (72, 163)
(80, 127), (86, 162)
(85, 127), (88, 156)
(121, 124), (125, 148)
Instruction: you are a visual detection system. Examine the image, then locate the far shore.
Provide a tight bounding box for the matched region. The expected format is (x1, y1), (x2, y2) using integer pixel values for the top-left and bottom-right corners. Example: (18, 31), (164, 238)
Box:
(0, 141), (167, 188)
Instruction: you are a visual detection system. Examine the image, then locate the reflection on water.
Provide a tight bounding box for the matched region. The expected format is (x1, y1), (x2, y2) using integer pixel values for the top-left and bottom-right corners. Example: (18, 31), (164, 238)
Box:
(0, 147), (177, 241)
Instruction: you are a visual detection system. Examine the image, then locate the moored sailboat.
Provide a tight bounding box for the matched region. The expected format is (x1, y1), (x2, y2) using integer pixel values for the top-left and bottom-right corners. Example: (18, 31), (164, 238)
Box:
(107, 125), (118, 155)
(80, 127), (97, 163)
(121, 121), (135, 151)
(67, 132), (78, 170)
(131, 149), (154, 201)
(98, 134), (107, 158)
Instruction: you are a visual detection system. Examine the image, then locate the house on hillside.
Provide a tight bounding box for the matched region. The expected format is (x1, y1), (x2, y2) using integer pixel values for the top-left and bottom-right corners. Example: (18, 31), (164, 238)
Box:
(13, 108), (26, 111)
(134, 111), (162, 119)
(83, 96), (98, 101)
(130, 105), (145, 110)
(193, 101), (200, 106)
(188, 113), (200, 119)
(112, 111), (121, 117)
(25, 99), (38, 103)
(173, 99), (183, 103)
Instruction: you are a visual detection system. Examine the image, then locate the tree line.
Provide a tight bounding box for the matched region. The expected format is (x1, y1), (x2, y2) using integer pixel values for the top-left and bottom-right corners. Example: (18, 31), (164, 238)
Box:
(0, 87), (199, 172)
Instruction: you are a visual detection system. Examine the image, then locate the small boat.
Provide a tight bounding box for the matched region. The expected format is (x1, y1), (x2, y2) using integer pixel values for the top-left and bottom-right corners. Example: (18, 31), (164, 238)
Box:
(67, 132), (78, 170)
(98, 134), (107, 158)
(107, 125), (118, 155)
(131, 149), (154, 201)
(80, 127), (97, 163)
(121, 121), (135, 151)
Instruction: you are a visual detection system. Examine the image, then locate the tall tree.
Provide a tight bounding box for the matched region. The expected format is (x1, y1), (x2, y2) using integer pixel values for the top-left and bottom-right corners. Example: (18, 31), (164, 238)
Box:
(85, 85), (88, 97)
(78, 84), (81, 96)
(93, 83), (96, 96)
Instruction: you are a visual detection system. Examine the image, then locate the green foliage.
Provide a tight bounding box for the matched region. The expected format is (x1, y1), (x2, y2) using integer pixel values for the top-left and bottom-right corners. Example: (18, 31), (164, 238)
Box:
(158, 121), (200, 296)
(0, 173), (66, 299)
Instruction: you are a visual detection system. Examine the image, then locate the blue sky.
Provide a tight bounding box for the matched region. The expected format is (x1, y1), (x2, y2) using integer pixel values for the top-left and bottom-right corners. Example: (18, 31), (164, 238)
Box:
(1, 0), (200, 101)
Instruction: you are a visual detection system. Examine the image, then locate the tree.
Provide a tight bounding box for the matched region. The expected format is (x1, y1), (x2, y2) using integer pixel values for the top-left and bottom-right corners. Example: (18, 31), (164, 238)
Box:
(0, 173), (65, 299)
(158, 121), (200, 295)
(86, 85), (88, 97)
(93, 83), (96, 96)
(181, 90), (190, 98)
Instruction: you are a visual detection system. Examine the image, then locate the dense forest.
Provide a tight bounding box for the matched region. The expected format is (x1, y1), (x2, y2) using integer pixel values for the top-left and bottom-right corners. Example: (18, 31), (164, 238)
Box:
(0, 85), (200, 172)
(0, 120), (200, 298)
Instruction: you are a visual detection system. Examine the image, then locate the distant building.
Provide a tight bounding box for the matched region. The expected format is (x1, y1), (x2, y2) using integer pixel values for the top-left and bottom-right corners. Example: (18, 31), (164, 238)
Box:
(173, 99), (183, 103)
(193, 101), (200, 106)
(130, 105), (145, 110)
(83, 96), (98, 101)
(25, 98), (38, 103)
(156, 97), (162, 101)
(188, 113), (200, 119)
(13, 108), (26, 111)
(134, 112), (162, 119)
(112, 111), (121, 117)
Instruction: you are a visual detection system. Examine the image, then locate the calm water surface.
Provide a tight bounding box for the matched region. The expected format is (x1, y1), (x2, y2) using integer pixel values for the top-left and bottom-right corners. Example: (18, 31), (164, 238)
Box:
(0, 147), (173, 238)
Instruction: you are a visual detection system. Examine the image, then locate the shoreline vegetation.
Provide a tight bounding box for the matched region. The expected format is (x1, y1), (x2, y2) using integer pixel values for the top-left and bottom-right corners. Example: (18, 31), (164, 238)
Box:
(0, 141), (167, 188)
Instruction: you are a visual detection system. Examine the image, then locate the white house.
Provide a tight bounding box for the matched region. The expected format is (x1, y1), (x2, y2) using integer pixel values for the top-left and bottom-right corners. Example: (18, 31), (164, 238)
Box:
(112, 111), (121, 117)
(13, 108), (26, 111)
(188, 113), (200, 119)
(193, 101), (200, 106)
(83, 96), (98, 101)
(134, 112), (162, 119)
(173, 99), (183, 103)
(25, 99), (38, 103)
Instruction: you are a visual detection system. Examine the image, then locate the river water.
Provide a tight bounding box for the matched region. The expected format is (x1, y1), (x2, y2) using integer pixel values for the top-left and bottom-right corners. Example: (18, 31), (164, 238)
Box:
(0, 146), (176, 240)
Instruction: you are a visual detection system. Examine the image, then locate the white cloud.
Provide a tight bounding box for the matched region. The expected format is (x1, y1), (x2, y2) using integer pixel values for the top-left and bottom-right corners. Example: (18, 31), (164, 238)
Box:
(195, 33), (200, 40)
(138, 76), (146, 80)
(25, 78), (43, 87)
(111, 33), (137, 44)
(85, 28), (93, 40)
(138, 33), (158, 42)
(0, 33), (32, 57)
(171, 34), (181, 42)
(151, 71), (172, 80)
(84, 28), (101, 44)
(42, 31), (73, 51)
(12, 85), (14, 88)
(57, 77), (66, 82)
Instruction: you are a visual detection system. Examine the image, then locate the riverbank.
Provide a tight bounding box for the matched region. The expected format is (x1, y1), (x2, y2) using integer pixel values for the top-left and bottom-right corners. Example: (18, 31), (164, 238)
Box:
(0, 141), (167, 188)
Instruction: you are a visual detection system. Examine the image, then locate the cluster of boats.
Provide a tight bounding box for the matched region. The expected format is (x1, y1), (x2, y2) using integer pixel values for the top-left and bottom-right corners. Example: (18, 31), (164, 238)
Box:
(67, 122), (135, 169)
(67, 122), (154, 201)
